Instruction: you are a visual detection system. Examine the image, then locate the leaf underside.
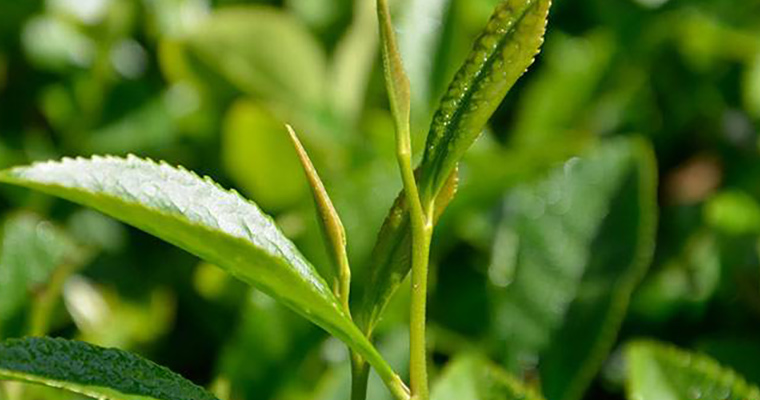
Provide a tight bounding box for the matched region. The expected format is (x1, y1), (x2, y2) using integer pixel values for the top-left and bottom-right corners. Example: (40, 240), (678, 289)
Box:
(626, 340), (760, 400)
(0, 337), (218, 400)
(357, 0), (551, 334)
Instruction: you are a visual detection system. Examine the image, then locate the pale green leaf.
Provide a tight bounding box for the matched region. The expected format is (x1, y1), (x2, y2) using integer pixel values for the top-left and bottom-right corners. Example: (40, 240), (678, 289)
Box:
(221, 99), (304, 211)
(286, 124), (350, 302)
(626, 340), (760, 400)
(0, 213), (85, 337)
(431, 355), (543, 400)
(0, 156), (398, 386)
(0, 337), (217, 400)
(489, 137), (658, 400)
(184, 6), (327, 109)
(377, 0), (412, 141)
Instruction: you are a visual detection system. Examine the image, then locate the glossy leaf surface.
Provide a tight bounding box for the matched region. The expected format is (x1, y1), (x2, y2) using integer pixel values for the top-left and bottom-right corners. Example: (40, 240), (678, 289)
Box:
(418, 0), (551, 202)
(0, 337), (217, 400)
(626, 341), (760, 400)
(357, 0), (550, 334)
(431, 355), (543, 400)
(0, 157), (393, 380)
(490, 138), (657, 400)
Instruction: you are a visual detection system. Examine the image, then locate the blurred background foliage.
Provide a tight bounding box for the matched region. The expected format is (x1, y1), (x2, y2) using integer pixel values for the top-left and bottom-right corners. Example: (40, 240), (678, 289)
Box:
(1, 0), (760, 399)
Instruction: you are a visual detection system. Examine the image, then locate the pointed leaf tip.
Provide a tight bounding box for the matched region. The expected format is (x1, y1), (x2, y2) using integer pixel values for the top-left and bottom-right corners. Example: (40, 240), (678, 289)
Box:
(285, 124), (350, 302)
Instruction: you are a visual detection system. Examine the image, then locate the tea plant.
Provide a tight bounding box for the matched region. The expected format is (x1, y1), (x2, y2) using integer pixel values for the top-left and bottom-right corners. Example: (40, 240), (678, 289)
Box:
(1, 0), (759, 400)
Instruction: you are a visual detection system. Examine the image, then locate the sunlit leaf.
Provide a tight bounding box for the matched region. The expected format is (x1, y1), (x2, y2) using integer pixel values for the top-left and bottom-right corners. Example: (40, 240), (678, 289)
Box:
(626, 340), (760, 400)
(357, 0), (550, 334)
(287, 125), (349, 300)
(418, 0), (551, 202)
(489, 137), (658, 400)
(0, 156), (398, 385)
(431, 355), (543, 400)
(0, 337), (217, 400)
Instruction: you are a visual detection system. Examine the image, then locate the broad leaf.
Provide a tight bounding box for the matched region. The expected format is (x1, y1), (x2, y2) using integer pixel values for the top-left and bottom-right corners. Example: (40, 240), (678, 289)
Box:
(0, 337), (217, 400)
(431, 355), (543, 400)
(357, 0), (550, 334)
(0, 156), (398, 386)
(489, 138), (658, 400)
(418, 0), (551, 202)
(183, 6), (327, 110)
(0, 213), (86, 337)
(626, 340), (760, 400)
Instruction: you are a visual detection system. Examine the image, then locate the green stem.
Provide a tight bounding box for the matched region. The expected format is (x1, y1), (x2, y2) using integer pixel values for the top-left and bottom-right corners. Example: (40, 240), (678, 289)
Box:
(350, 354), (371, 400)
(30, 262), (77, 336)
(396, 127), (432, 400)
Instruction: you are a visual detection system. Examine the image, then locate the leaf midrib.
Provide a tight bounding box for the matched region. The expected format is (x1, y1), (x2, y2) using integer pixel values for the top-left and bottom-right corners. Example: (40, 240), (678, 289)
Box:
(421, 0), (539, 199)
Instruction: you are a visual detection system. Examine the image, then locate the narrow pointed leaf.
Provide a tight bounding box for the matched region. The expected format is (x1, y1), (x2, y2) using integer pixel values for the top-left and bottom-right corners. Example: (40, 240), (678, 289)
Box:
(286, 125), (350, 299)
(418, 0), (551, 202)
(357, 0), (550, 334)
(626, 340), (760, 400)
(431, 355), (544, 400)
(0, 156), (397, 386)
(377, 0), (412, 139)
(0, 337), (217, 400)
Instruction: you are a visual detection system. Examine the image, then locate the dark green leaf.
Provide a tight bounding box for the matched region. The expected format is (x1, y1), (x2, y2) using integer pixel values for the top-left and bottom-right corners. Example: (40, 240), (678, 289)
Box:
(0, 157), (397, 384)
(418, 0), (551, 202)
(626, 340), (760, 400)
(0, 337), (217, 400)
(489, 138), (658, 400)
(431, 355), (543, 400)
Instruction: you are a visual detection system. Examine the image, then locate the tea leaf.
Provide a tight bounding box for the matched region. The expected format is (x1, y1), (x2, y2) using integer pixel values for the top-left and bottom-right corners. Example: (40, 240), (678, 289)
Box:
(286, 125), (350, 305)
(418, 0), (551, 202)
(490, 138), (657, 400)
(357, 169), (458, 335)
(0, 156), (400, 389)
(0, 213), (86, 337)
(0, 337), (217, 400)
(626, 340), (760, 400)
(377, 0), (412, 143)
(357, 0), (550, 334)
(431, 355), (543, 400)
(184, 6), (327, 109)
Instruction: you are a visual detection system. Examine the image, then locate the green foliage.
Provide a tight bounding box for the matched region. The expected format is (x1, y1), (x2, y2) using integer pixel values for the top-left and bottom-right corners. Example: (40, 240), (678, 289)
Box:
(0, 213), (87, 337)
(490, 138), (657, 400)
(0, 337), (218, 400)
(0, 156), (394, 380)
(431, 355), (543, 400)
(626, 341), (760, 400)
(2, 0), (760, 399)
(358, 0), (551, 336)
